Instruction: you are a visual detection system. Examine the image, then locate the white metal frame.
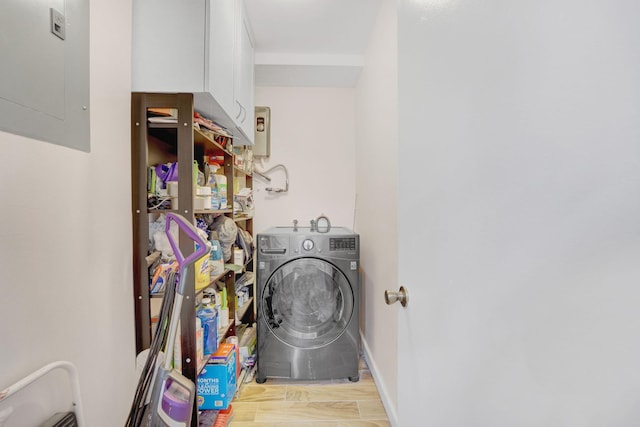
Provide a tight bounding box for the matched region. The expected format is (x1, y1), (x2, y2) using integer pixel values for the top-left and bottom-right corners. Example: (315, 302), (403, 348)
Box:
(0, 361), (85, 427)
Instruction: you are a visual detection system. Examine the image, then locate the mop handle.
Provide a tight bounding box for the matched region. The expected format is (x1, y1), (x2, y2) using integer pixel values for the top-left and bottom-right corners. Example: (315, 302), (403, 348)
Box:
(165, 213), (209, 271)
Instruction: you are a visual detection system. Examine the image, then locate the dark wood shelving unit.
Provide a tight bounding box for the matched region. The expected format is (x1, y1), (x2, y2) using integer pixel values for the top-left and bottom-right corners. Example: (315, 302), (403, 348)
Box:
(131, 92), (255, 426)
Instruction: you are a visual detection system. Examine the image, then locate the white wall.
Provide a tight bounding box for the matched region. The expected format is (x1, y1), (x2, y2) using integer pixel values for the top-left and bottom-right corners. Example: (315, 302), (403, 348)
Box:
(354, 0), (398, 423)
(0, 0), (135, 425)
(252, 86), (357, 234)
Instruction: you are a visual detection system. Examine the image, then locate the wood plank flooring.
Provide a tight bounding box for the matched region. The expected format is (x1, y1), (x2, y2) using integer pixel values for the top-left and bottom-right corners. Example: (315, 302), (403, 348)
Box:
(229, 359), (390, 426)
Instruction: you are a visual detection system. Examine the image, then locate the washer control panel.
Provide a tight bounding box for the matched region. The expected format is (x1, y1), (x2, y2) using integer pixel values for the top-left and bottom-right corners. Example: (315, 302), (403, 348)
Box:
(289, 232), (358, 256)
(330, 237), (357, 251)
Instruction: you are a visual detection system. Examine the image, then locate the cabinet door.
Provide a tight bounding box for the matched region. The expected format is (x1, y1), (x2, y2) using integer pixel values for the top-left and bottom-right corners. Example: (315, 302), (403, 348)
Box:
(132, 0), (206, 92)
(234, 3), (255, 144)
(207, 0), (236, 117)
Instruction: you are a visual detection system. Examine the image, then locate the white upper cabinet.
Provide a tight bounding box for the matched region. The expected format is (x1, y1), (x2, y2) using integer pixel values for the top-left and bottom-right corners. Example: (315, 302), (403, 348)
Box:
(234, 2), (255, 144)
(132, 0), (255, 145)
(132, 0), (207, 93)
(207, 0), (236, 119)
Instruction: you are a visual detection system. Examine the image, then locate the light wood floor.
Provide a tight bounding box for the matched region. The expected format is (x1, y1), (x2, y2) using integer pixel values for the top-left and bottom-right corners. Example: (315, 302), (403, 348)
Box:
(229, 358), (390, 427)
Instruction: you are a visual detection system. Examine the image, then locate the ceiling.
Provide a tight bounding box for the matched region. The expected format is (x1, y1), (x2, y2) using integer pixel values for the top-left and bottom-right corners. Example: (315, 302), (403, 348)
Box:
(243, 0), (383, 87)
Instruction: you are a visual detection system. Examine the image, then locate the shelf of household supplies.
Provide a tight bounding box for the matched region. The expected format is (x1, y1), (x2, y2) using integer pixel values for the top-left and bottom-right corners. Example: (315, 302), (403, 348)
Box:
(194, 208), (233, 215)
(236, 297), (254, 321)
(193, 126), (233, 157)
(196, 269), (232, 293)
(152, 277), (219, 298)
(148, 207), (233, 215)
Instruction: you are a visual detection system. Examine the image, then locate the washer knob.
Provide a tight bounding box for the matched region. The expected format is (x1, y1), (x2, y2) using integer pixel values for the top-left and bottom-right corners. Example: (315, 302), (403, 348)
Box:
(302, 239), (314, 251)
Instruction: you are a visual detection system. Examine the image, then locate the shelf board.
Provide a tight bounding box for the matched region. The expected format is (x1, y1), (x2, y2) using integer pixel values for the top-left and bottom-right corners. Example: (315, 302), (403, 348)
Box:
(148, 208), (175, 214)
(147, 121), (178, 129)
(225, 263), (244, 274)
(233, 165), (252, 176)
(194, 283), (209, 294)
(147, 208), (233, 215)
(233, 215), (253, 222)
(236, 297), (253, 321)
(195, 208), (233, 215)
(148, 207), (233, 215)
(196, 269), (231, 293)
(193, 126), (232, 156)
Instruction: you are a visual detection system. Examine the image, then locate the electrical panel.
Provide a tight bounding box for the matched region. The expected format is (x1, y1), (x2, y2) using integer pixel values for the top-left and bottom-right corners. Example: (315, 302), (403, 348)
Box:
(0, 0), (90, 152)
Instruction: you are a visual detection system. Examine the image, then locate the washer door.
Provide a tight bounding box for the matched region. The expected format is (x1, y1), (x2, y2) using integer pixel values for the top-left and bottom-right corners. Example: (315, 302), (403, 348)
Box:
(262, 257), (354, 349)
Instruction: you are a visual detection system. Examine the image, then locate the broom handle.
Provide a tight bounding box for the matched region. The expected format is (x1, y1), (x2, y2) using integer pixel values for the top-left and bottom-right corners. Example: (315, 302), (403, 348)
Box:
(165, 213), (209, 294)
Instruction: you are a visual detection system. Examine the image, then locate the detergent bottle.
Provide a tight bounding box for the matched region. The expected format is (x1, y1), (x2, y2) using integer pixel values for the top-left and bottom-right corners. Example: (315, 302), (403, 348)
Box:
(196, 297), (218, 356)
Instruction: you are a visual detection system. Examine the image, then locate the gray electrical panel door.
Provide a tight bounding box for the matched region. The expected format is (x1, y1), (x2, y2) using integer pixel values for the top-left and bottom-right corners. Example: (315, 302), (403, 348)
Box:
(0, 0), (90, 152)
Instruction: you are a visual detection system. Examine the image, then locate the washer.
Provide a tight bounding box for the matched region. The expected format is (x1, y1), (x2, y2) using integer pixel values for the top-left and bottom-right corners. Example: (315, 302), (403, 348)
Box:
(255, 226), (360, 383)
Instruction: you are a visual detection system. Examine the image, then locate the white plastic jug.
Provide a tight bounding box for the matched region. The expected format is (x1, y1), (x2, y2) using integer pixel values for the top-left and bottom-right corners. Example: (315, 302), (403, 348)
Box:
(216, 174), (227, 209)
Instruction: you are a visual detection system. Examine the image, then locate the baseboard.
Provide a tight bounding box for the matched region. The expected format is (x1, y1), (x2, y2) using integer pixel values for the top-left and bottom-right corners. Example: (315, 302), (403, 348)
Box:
(361, 331), (398, 427)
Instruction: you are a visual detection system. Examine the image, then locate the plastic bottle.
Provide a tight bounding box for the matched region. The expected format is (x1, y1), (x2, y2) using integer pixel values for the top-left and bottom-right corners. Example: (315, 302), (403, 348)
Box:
(219, 287), (229, 328)
(196, 298), (218, 356)
(211, 185), (220, 210)
(202, 288), (220, 337)
(207, 168), (220, 210)
(203, 287), (216, 302)
(216, 174), (227, 209)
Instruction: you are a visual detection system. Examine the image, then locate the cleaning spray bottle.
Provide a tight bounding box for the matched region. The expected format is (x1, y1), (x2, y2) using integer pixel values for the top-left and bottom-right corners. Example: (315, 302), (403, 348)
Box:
(219, 287), (229, 328)
(196, 297), (218, 356)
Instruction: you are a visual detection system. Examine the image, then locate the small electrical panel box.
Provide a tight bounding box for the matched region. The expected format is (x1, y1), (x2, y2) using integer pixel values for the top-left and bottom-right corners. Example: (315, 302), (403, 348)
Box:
(254, 106), (271, 157)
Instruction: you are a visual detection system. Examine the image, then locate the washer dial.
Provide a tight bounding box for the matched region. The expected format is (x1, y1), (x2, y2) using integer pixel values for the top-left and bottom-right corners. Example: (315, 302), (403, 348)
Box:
(302, 239), (314, 251)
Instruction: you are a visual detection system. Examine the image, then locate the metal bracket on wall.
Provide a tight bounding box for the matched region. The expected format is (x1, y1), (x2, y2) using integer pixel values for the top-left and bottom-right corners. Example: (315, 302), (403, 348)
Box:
(255, 164), (289, 193)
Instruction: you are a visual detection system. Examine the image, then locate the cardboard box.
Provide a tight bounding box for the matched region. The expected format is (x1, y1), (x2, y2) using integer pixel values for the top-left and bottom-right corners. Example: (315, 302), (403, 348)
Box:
(197, 347), (236, 410)
(210, 343), (234, 364)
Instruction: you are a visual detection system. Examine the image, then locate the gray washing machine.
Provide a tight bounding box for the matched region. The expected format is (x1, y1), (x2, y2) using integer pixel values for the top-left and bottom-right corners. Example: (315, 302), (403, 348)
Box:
(255, 226), (360, 383)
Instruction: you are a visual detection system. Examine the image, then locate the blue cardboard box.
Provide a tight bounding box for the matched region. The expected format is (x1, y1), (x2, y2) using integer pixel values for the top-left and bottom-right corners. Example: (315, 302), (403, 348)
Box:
(197, 348), (237, 410)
